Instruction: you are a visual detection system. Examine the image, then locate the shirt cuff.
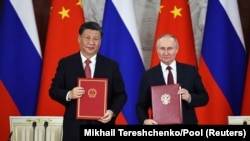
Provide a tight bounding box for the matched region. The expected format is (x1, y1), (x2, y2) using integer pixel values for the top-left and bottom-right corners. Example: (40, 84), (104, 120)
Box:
(66, 91), (71, 101)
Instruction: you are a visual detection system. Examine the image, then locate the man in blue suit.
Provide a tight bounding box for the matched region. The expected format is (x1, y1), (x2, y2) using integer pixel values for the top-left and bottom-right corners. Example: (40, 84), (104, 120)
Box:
(136, 34), (209, 125)
(49, 21), (127, 141)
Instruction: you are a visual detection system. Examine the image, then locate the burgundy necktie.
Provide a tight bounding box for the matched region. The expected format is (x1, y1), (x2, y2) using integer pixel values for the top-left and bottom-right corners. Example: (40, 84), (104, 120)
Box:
(167, 66), (174, 85)
(85, 59), (91, 78)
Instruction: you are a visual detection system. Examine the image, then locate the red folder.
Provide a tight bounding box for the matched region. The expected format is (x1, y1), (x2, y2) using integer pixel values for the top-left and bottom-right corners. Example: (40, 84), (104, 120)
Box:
(151, 84), (182, 124)
(76, 78), (108, 120)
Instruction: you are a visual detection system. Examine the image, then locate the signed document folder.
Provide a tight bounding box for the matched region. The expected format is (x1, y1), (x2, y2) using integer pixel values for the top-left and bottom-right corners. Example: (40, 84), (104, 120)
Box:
(77, 78), (108, 120)
(151, 84), (182, 124)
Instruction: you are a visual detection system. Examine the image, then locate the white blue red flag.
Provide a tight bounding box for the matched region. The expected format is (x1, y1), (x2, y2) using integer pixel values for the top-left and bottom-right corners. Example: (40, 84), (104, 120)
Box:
(100, 0), (145, 124)
(0, 0), (42, 139)
(197, 0), (247, 124)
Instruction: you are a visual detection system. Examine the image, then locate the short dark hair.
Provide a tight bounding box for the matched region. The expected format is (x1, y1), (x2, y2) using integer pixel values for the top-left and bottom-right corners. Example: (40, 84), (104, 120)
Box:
(78, 21), (103, 37)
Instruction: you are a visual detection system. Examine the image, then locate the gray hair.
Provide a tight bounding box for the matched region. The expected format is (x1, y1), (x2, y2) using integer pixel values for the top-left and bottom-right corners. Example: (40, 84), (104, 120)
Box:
(156, 34), (179, 48)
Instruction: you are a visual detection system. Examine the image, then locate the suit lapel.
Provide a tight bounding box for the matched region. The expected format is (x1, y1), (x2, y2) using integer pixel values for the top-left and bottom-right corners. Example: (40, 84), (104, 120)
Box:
(74, 52), (85, 78)
(93, 54), (105, 78)
(176, 62), (184, 84)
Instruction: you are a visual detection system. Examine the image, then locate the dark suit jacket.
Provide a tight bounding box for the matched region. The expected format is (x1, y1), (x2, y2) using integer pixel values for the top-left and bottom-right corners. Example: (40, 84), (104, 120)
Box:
(136, 62), (209, 125)
(49, 52), (127, 141)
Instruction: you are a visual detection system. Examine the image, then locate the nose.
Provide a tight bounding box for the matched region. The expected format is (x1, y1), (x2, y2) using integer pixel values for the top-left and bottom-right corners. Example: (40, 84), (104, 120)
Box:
(163, 49), (170, 55)
(87, 38), (95, 44)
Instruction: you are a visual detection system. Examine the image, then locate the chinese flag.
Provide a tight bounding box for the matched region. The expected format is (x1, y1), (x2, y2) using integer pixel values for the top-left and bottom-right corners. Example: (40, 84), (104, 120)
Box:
(150, 0), (197, 67)
(241, 55), (250, 115)
(242, 17), (250, 115)
(149, 0), (197, 120)
(36, 0), (85, 115)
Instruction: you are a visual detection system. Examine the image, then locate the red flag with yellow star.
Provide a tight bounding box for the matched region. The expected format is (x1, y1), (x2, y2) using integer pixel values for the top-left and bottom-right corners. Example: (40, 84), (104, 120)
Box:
(36, 0), (84, 115)
(241, 54), (250, 115)
(150, 0), (197, 67)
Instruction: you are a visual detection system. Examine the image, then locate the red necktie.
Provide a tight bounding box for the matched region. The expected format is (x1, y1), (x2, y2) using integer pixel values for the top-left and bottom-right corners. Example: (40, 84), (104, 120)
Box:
(85, 59), (91, 78)
(167, 66), (174, 85)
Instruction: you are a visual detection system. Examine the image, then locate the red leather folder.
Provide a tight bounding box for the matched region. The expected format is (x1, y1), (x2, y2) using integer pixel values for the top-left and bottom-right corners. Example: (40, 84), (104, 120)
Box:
(76, 78), (108, 120)
(151, 84), (183, 124)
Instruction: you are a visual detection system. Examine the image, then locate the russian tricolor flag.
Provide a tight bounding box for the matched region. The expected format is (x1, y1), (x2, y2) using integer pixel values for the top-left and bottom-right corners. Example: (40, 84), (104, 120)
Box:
(100, 0), (145, 124)
(197, 0), (247, 124)
(0, 0), (42, 139)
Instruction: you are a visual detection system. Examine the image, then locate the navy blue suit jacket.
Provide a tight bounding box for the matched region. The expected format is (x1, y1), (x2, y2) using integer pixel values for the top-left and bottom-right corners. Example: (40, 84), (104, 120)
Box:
(136, 62), (209, 124)
(49, 52), (127, 141)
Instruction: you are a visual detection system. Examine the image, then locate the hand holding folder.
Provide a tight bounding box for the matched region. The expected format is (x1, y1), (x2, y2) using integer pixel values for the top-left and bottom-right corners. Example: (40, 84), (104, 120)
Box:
(76, 78), (108, 120)
(151, 83), (183, 125)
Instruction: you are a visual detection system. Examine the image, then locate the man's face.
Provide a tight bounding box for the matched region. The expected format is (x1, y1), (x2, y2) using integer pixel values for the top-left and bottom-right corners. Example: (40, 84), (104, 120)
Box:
(156, 36), (178, 65)
(78, 29), (101, 58)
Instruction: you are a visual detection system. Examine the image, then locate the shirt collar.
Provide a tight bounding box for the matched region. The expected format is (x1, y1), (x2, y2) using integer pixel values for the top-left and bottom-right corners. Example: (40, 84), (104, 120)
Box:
(80, 53), (97, 64)
(161, 60), (177, 71)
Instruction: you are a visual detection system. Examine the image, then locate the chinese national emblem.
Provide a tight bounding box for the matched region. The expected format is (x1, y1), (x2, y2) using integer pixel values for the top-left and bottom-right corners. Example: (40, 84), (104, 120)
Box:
(88, 88), (97, 98)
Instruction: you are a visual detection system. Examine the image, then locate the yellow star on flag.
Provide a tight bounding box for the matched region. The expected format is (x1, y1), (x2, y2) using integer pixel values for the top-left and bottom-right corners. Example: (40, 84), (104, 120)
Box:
(159, 5), (164, 13)
(76, 0), (82, 8)
(58, 7), (70, 19)
(170, 6), (182, 18)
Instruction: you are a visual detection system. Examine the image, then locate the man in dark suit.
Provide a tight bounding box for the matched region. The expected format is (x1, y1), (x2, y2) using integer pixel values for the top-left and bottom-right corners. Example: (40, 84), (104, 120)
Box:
(136, 34), (209, 125)
(49, 21), (127, 141)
